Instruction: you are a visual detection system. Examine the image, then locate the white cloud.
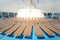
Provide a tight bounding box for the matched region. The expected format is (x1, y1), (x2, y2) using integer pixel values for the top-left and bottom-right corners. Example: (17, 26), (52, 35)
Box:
(0, 0), (60, 12)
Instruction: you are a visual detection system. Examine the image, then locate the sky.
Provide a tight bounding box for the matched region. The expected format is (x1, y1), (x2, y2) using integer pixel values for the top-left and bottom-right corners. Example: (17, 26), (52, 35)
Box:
(0, 0), (60, 13)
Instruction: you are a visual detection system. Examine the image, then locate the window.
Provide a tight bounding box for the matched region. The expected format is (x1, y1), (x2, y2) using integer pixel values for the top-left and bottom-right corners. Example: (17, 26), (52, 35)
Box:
(2, 12), (9, 18)
(0, 12), (2, 18)
(9, 12), (14, 18)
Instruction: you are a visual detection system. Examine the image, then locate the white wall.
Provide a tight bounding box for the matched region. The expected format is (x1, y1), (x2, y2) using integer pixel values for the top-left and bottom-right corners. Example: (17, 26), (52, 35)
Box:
(0, 0), (60, 13)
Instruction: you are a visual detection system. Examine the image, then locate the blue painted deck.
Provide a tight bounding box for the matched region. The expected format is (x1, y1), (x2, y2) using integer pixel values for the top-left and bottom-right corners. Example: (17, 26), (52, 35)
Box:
(0, 26), (60, 40)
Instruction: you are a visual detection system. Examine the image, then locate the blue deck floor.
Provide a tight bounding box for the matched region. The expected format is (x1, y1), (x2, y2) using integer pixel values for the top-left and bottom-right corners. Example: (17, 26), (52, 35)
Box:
(0, 26), (60, 40)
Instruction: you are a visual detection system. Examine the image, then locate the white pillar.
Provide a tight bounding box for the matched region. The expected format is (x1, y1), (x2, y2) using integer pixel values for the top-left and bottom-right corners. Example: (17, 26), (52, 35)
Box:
(51, 13), (54, 19)
(46, 13), (48, 22)
(1, 12), (3, 19)
(14, 13), (15, 18)
(8, 12), (10, 18)
(46, 13), (48, 18)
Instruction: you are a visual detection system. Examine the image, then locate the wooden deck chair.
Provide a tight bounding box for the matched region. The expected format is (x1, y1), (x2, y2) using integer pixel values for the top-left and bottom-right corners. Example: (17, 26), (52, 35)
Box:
(0, 18), (13, 26)
(23, 20), (32, 37)
(13, 23), (27, 36)
(46, 24), (60, 34)
(52, 21), (60, 26)
(0, 20), (7, 25)
(32, 19), (44, 37)
(0, 20), (12, 26)
(4, 21), (21, 35)
(44, 21), (60, 34)
(0, 18), (17, 28)
(0, 20), (16, 33)
(0, 22), (11, 29)
(0, 19), (13, 29)
(39, 19), (54, 36)
(48, 20), (58, 25)
(44, 20), (58, 30)
(33, 23), (44, 37)
(48, 20), (60, 30)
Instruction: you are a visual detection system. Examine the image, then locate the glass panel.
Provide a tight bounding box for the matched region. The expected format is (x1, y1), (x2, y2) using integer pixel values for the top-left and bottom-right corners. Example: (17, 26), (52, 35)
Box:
(9, 12), (14, 18)
(0, 12), (2, 18)
(2, 12), (9, 18)
(47, 13), (52, 19)
(15, 13), (17, 17)
(54, 13), (60, 16)
(44, 13), (46, 16)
